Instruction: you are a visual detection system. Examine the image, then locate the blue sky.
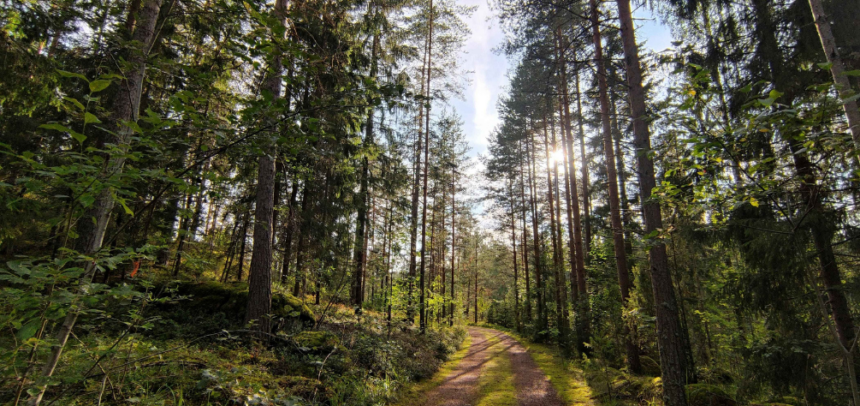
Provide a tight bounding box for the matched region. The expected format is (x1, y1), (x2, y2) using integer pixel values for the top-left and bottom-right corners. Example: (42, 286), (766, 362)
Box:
(450, 0), (674, 158)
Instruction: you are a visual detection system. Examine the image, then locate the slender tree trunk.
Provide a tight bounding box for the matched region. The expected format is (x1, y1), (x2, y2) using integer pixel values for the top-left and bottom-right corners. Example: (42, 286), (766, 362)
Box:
(418, 0), (434, 333)
(519, 141), (532, 324)
(238, 211), (248, 281)
(527, 126), (546, 333)
(474, 237), (479, 324)
(509, 177), (521, 332)
(352, 27), (379, 308)
(544, 110), (569, 345)
(244, 0), (290, 334)
(556, 31), (591, 351)
(807, 0), (860, 145)
(574, 71), (592, 259)
(592, 0), (643, 375)
(29, 0), (164, 403)
(615, 0), (683, 390)
(450, 169), (456, 326)
(280, 179), (299, 283)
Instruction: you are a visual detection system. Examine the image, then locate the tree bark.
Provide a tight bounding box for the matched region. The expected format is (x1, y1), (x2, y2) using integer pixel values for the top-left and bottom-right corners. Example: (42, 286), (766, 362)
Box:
(591, 0), (643, 375)
(807, 0), (860, 146)
(244, 0), (290, 334)
(527, 126), (546, 333)
(418, 0), (434, 333)
(615, 0), (685, 391)
(352, 26), (379, 307)
(544, 110), (569, 344)
(573, 70), (592, 260)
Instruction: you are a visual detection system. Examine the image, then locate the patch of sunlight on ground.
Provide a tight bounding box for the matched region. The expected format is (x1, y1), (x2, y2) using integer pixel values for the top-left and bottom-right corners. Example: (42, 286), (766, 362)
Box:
(500, 330), (595, 406)
(475, 331), (517, 406)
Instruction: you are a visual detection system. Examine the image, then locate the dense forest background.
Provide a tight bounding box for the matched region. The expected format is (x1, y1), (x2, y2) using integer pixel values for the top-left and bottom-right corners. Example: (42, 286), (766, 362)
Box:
(1, 0), (860, 404)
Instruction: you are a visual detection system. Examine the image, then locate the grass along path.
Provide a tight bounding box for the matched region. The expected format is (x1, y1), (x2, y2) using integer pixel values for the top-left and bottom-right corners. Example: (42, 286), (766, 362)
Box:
(402, 327), (577, 406)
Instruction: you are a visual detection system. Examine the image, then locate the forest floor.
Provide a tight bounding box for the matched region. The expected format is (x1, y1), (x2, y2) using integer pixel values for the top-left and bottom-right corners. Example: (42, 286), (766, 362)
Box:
(404, 326), (593, 406)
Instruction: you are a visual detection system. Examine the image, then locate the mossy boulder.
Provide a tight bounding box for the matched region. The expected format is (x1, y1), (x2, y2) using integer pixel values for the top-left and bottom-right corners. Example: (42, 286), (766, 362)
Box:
(278, 376), (332, 399)
(156, 281), (314, 329)
(686, 383), (737, 406)
(639, 355), (662, 376)
(293, 331), (341, 354)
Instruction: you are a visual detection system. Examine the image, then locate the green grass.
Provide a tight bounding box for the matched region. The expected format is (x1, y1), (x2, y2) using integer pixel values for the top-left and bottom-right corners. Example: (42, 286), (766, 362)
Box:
(472, 324), (596, 406)
(475, 330), (517, 406)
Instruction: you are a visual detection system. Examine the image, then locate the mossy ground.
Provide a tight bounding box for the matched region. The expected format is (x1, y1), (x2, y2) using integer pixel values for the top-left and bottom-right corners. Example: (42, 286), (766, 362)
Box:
(488, 327), (595, 405)
(474, 330), (517, 406)
(394, 331), (472, 405)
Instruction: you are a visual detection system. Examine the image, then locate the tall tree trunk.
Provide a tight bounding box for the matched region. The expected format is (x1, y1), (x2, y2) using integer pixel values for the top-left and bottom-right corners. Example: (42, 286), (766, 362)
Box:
(418, 0), (434, 333)
(614, 0), (684, 390)
(244, 0), (289, 334)
(544, 110), (569, 345)
(556, 30), (590, 351)
(807, 0), (860, 145)
(574, 70), (592, 259)
(527, 125), (547, 334)
(280, 179), (299, 283)
(450, 169), (456, 326)
(474, 237), (479, 324)
(509, 177), (520, 332)
(352, 28), (379, 308)
(30, 0), (164, 403)
(519, 140), (532, 324)
(591, 0), (643, 375)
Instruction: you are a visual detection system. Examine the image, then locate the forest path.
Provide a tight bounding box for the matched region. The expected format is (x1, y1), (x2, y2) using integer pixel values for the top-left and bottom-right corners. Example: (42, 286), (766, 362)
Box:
(418, 327), (567, 406)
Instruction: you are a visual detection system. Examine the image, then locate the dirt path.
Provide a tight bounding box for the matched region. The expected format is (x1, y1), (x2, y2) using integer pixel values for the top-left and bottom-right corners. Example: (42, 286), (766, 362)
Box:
(420, 327), (565, 406)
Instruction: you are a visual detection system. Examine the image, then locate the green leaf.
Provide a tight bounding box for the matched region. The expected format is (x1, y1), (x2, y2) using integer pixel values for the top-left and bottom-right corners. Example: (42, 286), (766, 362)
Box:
(16, 319), (41, 341)
(89, 79), (112, 93)
(118, 198), (134, 216)
(70, 132), (86, 143)
(84, 112), (101, 124)
(40, 123), (86, 143)
(843, 70), (860, 77)
(79, 194), (95, 208)
(749, 197), (759, 207)
(57, 69), (88, 81)
(64, 97), (85, 111)
(817, 62), (833, 70)
(768, 89), (783, 99)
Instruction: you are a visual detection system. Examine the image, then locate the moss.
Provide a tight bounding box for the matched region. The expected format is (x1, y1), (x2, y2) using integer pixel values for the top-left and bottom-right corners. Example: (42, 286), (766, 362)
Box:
(500, 330), (594, 405)
(155, 281), (313, 330)
(686, 383), (737, 406)
(639, 355), (661, 377)
(475, 331), (517, 406)
(279, 376), (330, 399)
(294, 331), (341, 353)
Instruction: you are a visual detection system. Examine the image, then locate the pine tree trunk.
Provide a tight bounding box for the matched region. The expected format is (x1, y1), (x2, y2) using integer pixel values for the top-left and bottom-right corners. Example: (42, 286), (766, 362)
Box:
(573, 71), (591, 259)
(544, 110), (569, 344)
(556, 31), (591, 351)
(509, 177), (520, 332)
(280, 179), (299, 283)
(591, 0), (643, 375)
(527, 128), (546, 334)
(244, 0), (289, 334)
(519, 140), (532, 324)
(614, 0), (684, 391)
(352, 28), (379, 308)
(418, 0), (434, 333)
(450, 169), (456, 326)
(807, 0), (860, 145)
